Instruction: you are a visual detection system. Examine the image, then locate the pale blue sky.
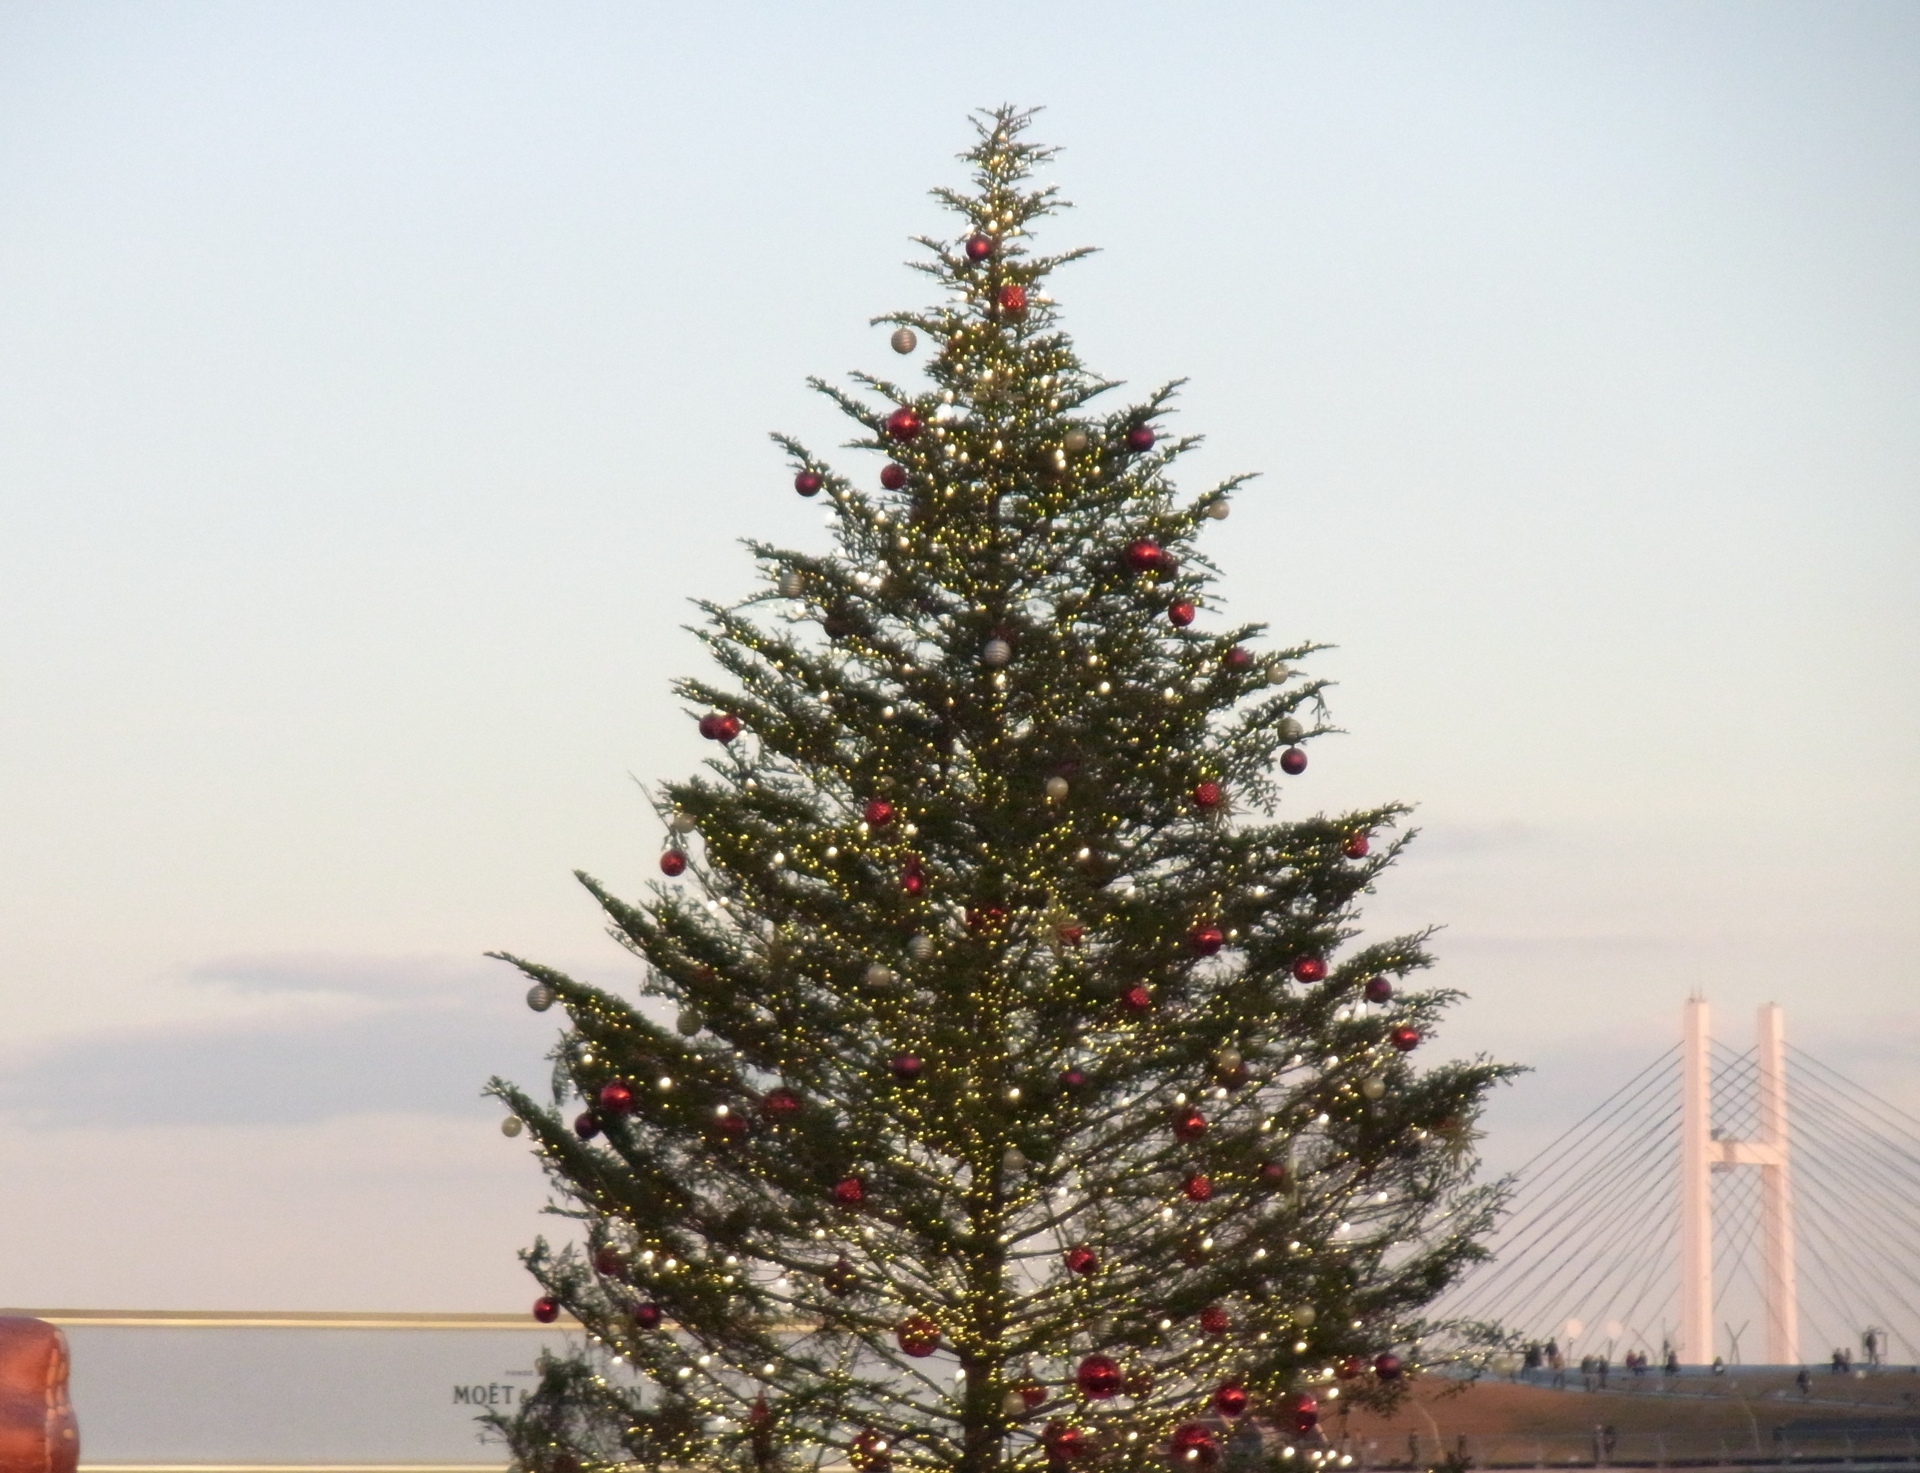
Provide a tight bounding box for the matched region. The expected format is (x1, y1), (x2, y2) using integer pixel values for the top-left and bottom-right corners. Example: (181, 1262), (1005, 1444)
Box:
(1, 2), (1915, 1310)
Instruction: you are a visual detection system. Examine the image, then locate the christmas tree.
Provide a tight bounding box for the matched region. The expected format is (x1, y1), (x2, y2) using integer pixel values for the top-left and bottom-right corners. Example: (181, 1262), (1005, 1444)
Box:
(488, 107), (1511, 1473)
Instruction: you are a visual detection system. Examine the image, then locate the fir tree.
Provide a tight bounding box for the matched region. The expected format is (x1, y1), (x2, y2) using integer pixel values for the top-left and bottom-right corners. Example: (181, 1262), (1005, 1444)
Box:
(488, 107), (1511, 1473)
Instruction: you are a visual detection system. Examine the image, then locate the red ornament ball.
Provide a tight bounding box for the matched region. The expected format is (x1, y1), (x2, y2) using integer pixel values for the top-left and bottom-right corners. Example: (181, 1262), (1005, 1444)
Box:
(1391, 1025), (1423, 1053)
(1124, 1366), (1155, 1399)
(1064, 1243), (1099, 1276)
(900, 865), (926, 896)
(1344, 832), (1371, 859)
(1190, 923), (1225, 956)
(1192, 780), (1222, 810)
(964, 234), (994, 262)
(573, 1112), (600, 1140)
(1020, 1380), (1048, 1410)
(1280, 746), (1307, 775)
(890, 1053), (923, 1081)
(715, 1112), (748, 1140)
(532, 1296), (559, 1324)
(879, 462), (907, 490)
(1168, 599), (1196, 627)
(1288, 1394), (1320, 1432)
(1183, 1171), (1213, 1202)
(1213, 1383), (1249, 1418)
(1259, 1159), (1290, 1187)
(1122, 984), (1153, 1014)
(851, 1429), (892, 1472)
(895, 1315), (941, 1357)
(832, 1175), (866, 1205)
(884, 407), (922, 441)
(1365, 976), (1395, 1004)
(998, 283), (1028, 316)
(1292, 956), (1327, 983)
(1199, 1304), (1231, 1335)
(1058, 1067), (1087, 1090)
(659, 850), (687, 877)
(762, 1087), (802, 1120)
(794, 470), (823, 497)
(863, 798), (895, 827)
(1170, 1423), (1217, 1466)
(1224, 645), (1253, 669)
(597, 1080), (634, 1115)
(1044, 1424), (1089, 1463)
(1374, 1352), (1404, 1380)
(1122, 538), (1164, 573)
(1126, 424), (1157, 453)
(1337, 1356), (1366, 1380)
(1173, 1106), (1207, 1141)
(632, 1300), (662, 1329)
(1075, 1354), (1122, 1400)
(699, 711), (741, 743)
(591, 1246), (625, 1276)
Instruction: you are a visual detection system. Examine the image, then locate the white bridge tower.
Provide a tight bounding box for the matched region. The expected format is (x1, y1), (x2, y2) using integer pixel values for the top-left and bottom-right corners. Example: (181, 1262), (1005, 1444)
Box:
(1680, 997), (1798, 1365)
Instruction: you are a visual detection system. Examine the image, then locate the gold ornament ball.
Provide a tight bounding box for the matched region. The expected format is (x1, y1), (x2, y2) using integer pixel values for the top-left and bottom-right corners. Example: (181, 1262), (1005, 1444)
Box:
(1277, 716), (1304, 741)
(501, 1116), (524, 1137)
(890, 327), (918, 354)
(1361, 1076), (1387, 1100)
(1295, 1305), (1318, 1326)
(1062, 429), (1090, 454)
(1205, 499), (1231, 520)
(1044, 775), (1069, 800)
(865, 962), (897, 988)
(676, 1007), (704, 1036)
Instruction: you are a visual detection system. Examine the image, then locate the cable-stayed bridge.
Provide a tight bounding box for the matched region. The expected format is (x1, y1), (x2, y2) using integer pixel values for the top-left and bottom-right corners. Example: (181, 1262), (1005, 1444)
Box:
(1436, 999), (1920, 1369)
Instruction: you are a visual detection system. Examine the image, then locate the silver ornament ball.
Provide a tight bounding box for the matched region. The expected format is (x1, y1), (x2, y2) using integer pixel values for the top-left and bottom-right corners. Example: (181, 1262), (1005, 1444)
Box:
(779, 570), (805, 598)
(889, 327), (918, 355)
(676, 1007), (704, 1036)
(526, 983), (557, 1012)
(1277, 716), (1305, 741)
(982, 638), (1012, 667)
(1361, 1076), (1387, 1101)
(1205, 499), (1231, 520)
(906, 934), (934, 962)
(500, 1115), (524, 1137)
(1044, 775), (1069, 801)
(864, 962), (897, 989)
(1062, 429), (1090, 454)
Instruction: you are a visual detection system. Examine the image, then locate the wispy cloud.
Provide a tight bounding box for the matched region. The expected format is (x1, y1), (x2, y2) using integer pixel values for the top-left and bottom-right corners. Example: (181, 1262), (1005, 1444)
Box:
(0, 952), (576, 1127)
